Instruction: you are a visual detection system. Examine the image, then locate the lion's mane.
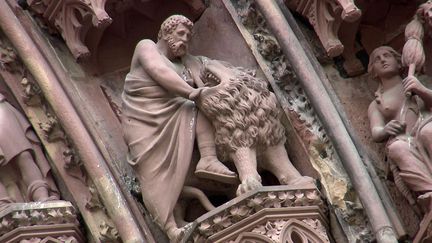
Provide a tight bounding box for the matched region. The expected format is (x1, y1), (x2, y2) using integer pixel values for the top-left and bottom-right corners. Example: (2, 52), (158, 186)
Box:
(200, 66), (285, 160)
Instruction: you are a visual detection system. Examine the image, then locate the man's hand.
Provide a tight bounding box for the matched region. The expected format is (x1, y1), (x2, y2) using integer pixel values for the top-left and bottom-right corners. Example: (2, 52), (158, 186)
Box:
(384, 120), (406, 136)
(189, 87), (216, 104)
(403, 75), (427, 95)
(189, 87), (205, 101)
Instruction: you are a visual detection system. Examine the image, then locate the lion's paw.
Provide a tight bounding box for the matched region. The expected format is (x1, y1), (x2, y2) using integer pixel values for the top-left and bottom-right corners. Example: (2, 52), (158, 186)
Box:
(236, 177), (262, 196)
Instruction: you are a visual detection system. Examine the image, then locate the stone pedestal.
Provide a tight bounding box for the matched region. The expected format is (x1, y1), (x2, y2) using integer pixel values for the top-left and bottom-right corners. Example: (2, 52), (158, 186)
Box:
(184, 185), (329, 243)
(0, 201), (84, 243)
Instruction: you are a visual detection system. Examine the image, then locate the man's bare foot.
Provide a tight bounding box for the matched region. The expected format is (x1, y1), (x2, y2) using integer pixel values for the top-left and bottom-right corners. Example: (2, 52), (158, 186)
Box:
(195, 156), (238, 184)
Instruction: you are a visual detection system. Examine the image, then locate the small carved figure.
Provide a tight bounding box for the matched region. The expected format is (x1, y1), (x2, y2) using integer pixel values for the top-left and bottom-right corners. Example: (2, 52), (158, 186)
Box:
(121, 15), (237, 241)
(368, 46), (432, 209)
(0, 93), (58, 205)
(197, 59), (314, 195)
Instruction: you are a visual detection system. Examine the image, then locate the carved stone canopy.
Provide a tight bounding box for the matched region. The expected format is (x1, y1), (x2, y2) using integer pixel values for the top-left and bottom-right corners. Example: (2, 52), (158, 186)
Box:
(184, 185), (329, 243)
(0, 201), (84, 243)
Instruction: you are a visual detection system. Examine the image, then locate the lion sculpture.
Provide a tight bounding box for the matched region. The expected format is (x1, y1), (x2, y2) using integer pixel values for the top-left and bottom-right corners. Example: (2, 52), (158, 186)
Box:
(196, 59), (313, 195)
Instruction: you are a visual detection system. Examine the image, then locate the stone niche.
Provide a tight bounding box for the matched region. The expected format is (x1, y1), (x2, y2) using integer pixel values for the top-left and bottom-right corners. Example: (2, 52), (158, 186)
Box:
(9, 0), (374, 242)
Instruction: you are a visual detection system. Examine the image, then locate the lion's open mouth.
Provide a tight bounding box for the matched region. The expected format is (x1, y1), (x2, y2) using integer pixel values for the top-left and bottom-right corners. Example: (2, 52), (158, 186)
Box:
(200, 68), (221, 87)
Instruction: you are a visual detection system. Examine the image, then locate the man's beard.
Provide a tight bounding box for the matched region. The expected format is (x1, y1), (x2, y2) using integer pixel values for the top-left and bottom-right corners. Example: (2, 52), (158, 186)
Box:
(167, 36), (187, 57)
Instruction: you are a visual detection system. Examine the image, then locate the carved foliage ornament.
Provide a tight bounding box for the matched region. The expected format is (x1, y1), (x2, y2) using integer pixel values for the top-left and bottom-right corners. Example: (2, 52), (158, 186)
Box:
(19, 236), (79, 243)
(192, 188), (325, 242)
(236, 0), (332, 159)
(230, 218), (329, 243)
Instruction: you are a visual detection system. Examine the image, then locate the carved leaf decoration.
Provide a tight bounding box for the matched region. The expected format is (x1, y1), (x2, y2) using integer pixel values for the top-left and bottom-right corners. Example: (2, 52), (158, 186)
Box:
(302, 219), (328, 239)
(264, 221), (280, 241)
(21, 77), (42, 106)
(229, 205), (251, 220)
(247, 194), (265, 211)
(212, 214), (232, 230)
(38, 112), (65, 142)
(263, 192), (282, 208)
(46, 209), (64, 224)
(0, 41), (21, 73)
(12, 211), (30, 226)
(62, 208), (77, 223)
(252, 225), (267, 235)
(19, 238), (42, 243)
(294, 191), (307, 206)
(99, 220), (120, 242)
(306, 190), (322, 205)
(198, 220), (213, 236)
(30, 210), (44, 224)
(57, 236), (79, 243)
(0, 217), (13, 234)
(85, 184), (104, 210)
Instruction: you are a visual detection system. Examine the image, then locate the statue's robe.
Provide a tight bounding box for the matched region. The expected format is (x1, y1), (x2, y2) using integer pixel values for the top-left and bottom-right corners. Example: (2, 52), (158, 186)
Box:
(0, 95), (32, 165)
(0, 94), (59, 200)
(122, 69), (197, 227)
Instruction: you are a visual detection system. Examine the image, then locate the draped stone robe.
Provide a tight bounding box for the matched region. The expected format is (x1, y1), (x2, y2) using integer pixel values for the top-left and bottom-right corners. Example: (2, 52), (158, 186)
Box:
(121, 66), (197, 228)
(0, 93), (59, 200)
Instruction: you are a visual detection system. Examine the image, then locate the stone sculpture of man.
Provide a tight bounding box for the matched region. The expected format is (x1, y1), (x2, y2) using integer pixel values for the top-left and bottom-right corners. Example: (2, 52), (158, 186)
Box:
(0, 93), (58, 204)
(121, 15), (237, 241)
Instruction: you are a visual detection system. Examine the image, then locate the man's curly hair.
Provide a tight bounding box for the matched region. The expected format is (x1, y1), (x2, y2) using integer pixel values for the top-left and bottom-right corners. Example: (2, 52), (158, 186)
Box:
(157, 15), (193, 40)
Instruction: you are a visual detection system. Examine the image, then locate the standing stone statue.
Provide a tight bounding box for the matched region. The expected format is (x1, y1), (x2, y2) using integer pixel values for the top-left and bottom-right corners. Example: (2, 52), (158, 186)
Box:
(121, 15), (237, 241)
(368, 46), (432, 208)
(0, 93), (58, 204)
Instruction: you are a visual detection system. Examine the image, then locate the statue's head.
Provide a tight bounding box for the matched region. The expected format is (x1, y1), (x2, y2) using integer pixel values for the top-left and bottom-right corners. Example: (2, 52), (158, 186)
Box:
(158, 15), (193, 57)
(368, 46), (402, 80)
(418, 1), (432, 28)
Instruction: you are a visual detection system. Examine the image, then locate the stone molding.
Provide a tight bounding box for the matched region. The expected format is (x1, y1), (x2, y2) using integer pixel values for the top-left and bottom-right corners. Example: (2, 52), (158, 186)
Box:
(0, 201), (84, 243)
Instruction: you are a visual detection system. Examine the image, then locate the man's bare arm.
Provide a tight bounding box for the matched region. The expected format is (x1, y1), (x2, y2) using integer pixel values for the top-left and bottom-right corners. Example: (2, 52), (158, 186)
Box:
(136, 40), (194, 98)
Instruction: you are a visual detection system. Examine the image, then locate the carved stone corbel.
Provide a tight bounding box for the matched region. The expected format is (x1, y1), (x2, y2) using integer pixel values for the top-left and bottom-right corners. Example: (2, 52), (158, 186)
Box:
(27, 0), (112, 61)
(285, 0), (346, 57)
(285, 0), (362, 61)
